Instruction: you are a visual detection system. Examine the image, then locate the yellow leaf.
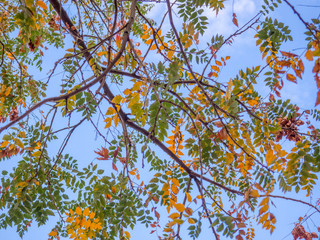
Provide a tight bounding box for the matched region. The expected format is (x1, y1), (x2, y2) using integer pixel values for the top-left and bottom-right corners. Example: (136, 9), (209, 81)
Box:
(83, 208), (89, 217)
(259, 204), (269, 216)
(150, 44), (157, 50)
(174, 203), (185, 213)
(4, 87), (11, 96)
(186, 192), (192, 202)
(266, 149), (276, 166)
(164, 227), (173, 232)
(1, 140), (9, 148)
(225, 81), (233, 100)
(249, 189), (260, 198)
(113, 114), (119, 127)
(188, 218), (195, 224)
(258, 212), (269, 224)
(171, 184), (179, 195)
(172, 178), (180, 187)
(169, 212), (180, 219)
(226, 152), (234, 165)
(106, 107), (116, 115)
(75, 206), (82, 215)
(259, 197), (269, 207)
(104, 118), (112, 128)
(14, 138), (24, 149)
(32, 151), (42, 157)
(174, 218), (184, 225)
(167, 46), (175, 60)
(89, 58), (95, 66)
(247, 99), (258, 106)
(112, 95), (123, 105)
(17, 182), (28, 188)
(123, 89), (131, 95)
(38, 0), (47, 10)
(132, 81), (143, 91)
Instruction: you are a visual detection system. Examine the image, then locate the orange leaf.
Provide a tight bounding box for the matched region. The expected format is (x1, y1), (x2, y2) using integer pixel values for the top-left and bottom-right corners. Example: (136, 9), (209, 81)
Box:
(211, 65), (220, 72)
(48, 231), (57, 236)
(150, 44), (157, 50)
(169, 213), (180, 219)
(215, 60), (222, 66)
(174, 203), (185, 213)
(38, 0), (47, 10)
(75, 207), (82, 215)
(83, 208), (89, 217)
(305, 50), (313, 61)
(286, 73), (297, 83)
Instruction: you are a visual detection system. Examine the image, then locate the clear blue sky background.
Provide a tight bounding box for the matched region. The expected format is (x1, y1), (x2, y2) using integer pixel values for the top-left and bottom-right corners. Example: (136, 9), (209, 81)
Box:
(1, 0), (320, 239)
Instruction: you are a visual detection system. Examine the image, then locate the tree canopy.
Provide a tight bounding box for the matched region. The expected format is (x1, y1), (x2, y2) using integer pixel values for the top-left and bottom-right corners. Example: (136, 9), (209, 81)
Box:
(0, 0), (320, 239)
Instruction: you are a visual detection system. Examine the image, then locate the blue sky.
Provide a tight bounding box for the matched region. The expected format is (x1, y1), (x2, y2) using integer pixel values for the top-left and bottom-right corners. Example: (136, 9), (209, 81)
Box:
(1, 0), (320, 239)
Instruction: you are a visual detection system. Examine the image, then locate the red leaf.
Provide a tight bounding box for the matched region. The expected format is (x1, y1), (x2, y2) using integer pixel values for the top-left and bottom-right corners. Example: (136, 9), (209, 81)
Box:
(154, 210), (160, 220)
(315, 89), (320, 106)
(269, 94), (275, 102)
(113, 146), (119, 158)
(112, 162), (118, 171)
(313, 61), (320, 73)
(232, 13), (239, 27)
(94, 147), (109, 160)
(275, 90), (281, 97)
(214, 121), (223, 128)
(217, 128), (228, 141)
(315, 74), (320, 89)
(280, 51), (297, 58)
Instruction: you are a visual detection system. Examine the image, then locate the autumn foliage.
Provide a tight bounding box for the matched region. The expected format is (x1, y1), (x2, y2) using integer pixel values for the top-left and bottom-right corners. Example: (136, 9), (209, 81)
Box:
(0, 0), (320, 240)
